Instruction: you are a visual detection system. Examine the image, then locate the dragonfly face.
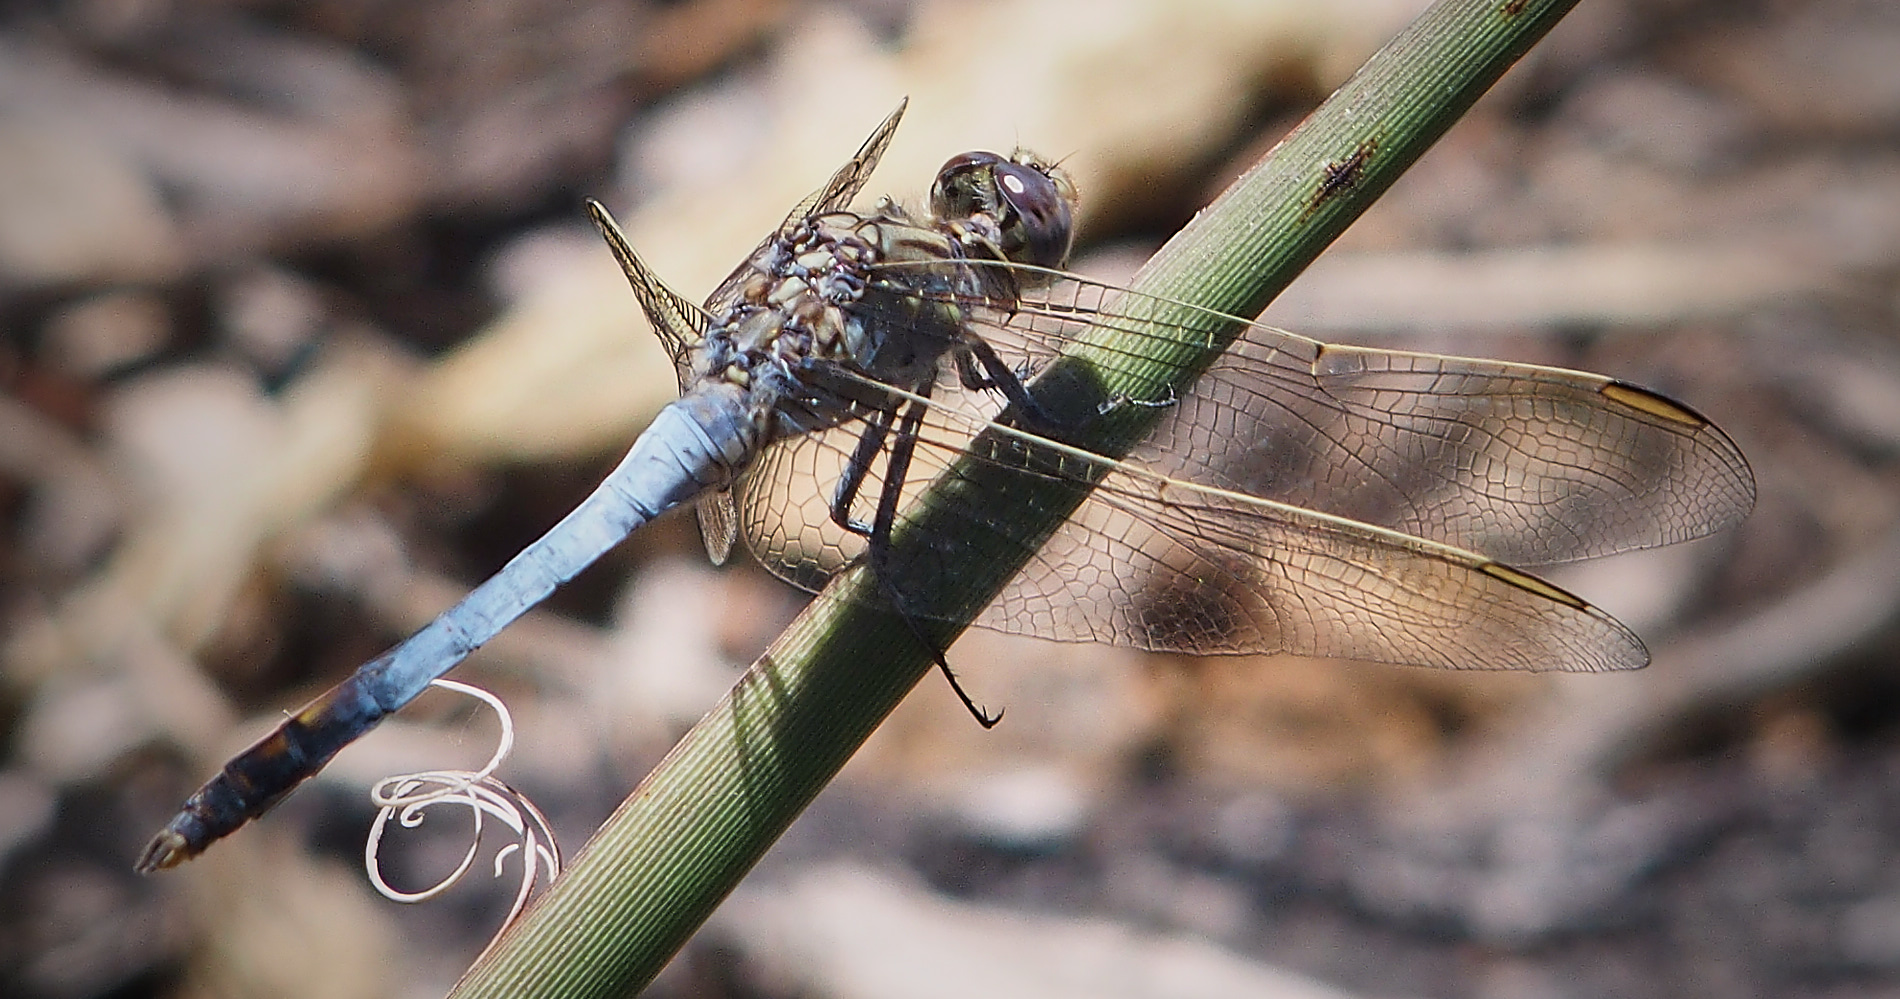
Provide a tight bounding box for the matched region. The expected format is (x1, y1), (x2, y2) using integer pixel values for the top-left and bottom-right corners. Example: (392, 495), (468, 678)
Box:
(930, 150), (1077, 272)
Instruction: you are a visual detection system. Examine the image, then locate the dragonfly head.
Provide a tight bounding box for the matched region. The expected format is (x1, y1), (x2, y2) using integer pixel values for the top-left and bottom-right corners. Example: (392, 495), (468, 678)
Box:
(930, 150), (1076, 271)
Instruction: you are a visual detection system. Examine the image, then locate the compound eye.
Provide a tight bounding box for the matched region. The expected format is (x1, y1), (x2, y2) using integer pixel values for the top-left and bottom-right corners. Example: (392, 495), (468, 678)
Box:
(993, 161), (1074, 269)
(930, 151), (1005, 220)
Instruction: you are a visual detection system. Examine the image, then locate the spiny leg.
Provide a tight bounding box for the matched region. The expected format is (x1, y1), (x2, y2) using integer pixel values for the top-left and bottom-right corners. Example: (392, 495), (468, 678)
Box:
(835, 390), (1000, 727)
(830, 403), (895, 537)
(956, 337), (1060, 434)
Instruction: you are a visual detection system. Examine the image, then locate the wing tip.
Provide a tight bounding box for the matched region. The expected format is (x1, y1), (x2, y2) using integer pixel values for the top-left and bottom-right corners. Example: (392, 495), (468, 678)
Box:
(1477, 560), (1651, 673)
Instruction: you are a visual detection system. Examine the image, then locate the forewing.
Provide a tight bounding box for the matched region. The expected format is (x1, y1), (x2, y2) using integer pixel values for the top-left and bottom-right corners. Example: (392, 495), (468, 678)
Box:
(703, 101), (910, 319)
(917, 266), (1755, 566)
(586, 199), (707, 381)
(1134, 339), (1755, 566)
(785, 99), (909, 226)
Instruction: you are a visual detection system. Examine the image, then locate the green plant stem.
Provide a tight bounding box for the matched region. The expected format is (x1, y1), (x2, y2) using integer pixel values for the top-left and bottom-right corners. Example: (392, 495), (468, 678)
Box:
(448, 0), (1581, 995)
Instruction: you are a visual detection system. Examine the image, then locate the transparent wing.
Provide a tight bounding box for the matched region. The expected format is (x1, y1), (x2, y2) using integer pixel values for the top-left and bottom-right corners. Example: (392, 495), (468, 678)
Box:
(783, 99), (909, 229)
(730, 372), (1645, 670)
(731, 366), (995, 594)
(586, 99), (905, 373)
(870, 263), (1756, 567)
(984, 458), (1644, 670)
(733, 427), (864, 593)
(695, 492), (739, 565)
(587, 199), (708, 373)
(701, 101), (910, 321)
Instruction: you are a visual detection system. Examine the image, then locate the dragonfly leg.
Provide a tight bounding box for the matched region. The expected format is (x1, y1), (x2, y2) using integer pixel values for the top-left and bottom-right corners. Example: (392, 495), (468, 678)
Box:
(1098, 383), (1179, 414)
(862, 389), (1001, 728)
(830, 405), (894, 538)
(958, 338), (1060, 433)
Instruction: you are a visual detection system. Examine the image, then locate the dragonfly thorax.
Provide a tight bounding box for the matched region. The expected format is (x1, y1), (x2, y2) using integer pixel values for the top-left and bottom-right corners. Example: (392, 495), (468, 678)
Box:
(693, 210), (987, 441)
(690, 145), (1076, 445)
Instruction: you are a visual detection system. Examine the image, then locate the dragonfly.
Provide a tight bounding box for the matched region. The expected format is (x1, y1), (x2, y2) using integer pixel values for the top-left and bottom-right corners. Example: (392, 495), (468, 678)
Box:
(137, 100), (1754, 873)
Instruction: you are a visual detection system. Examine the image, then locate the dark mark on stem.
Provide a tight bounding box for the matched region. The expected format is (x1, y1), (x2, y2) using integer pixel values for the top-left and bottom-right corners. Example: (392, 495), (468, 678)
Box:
(1303, 137), (1379, 220)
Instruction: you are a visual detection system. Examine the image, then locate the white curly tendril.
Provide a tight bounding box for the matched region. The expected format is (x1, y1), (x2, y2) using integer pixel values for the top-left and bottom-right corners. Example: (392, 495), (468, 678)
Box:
(363, 679), (561, 924)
